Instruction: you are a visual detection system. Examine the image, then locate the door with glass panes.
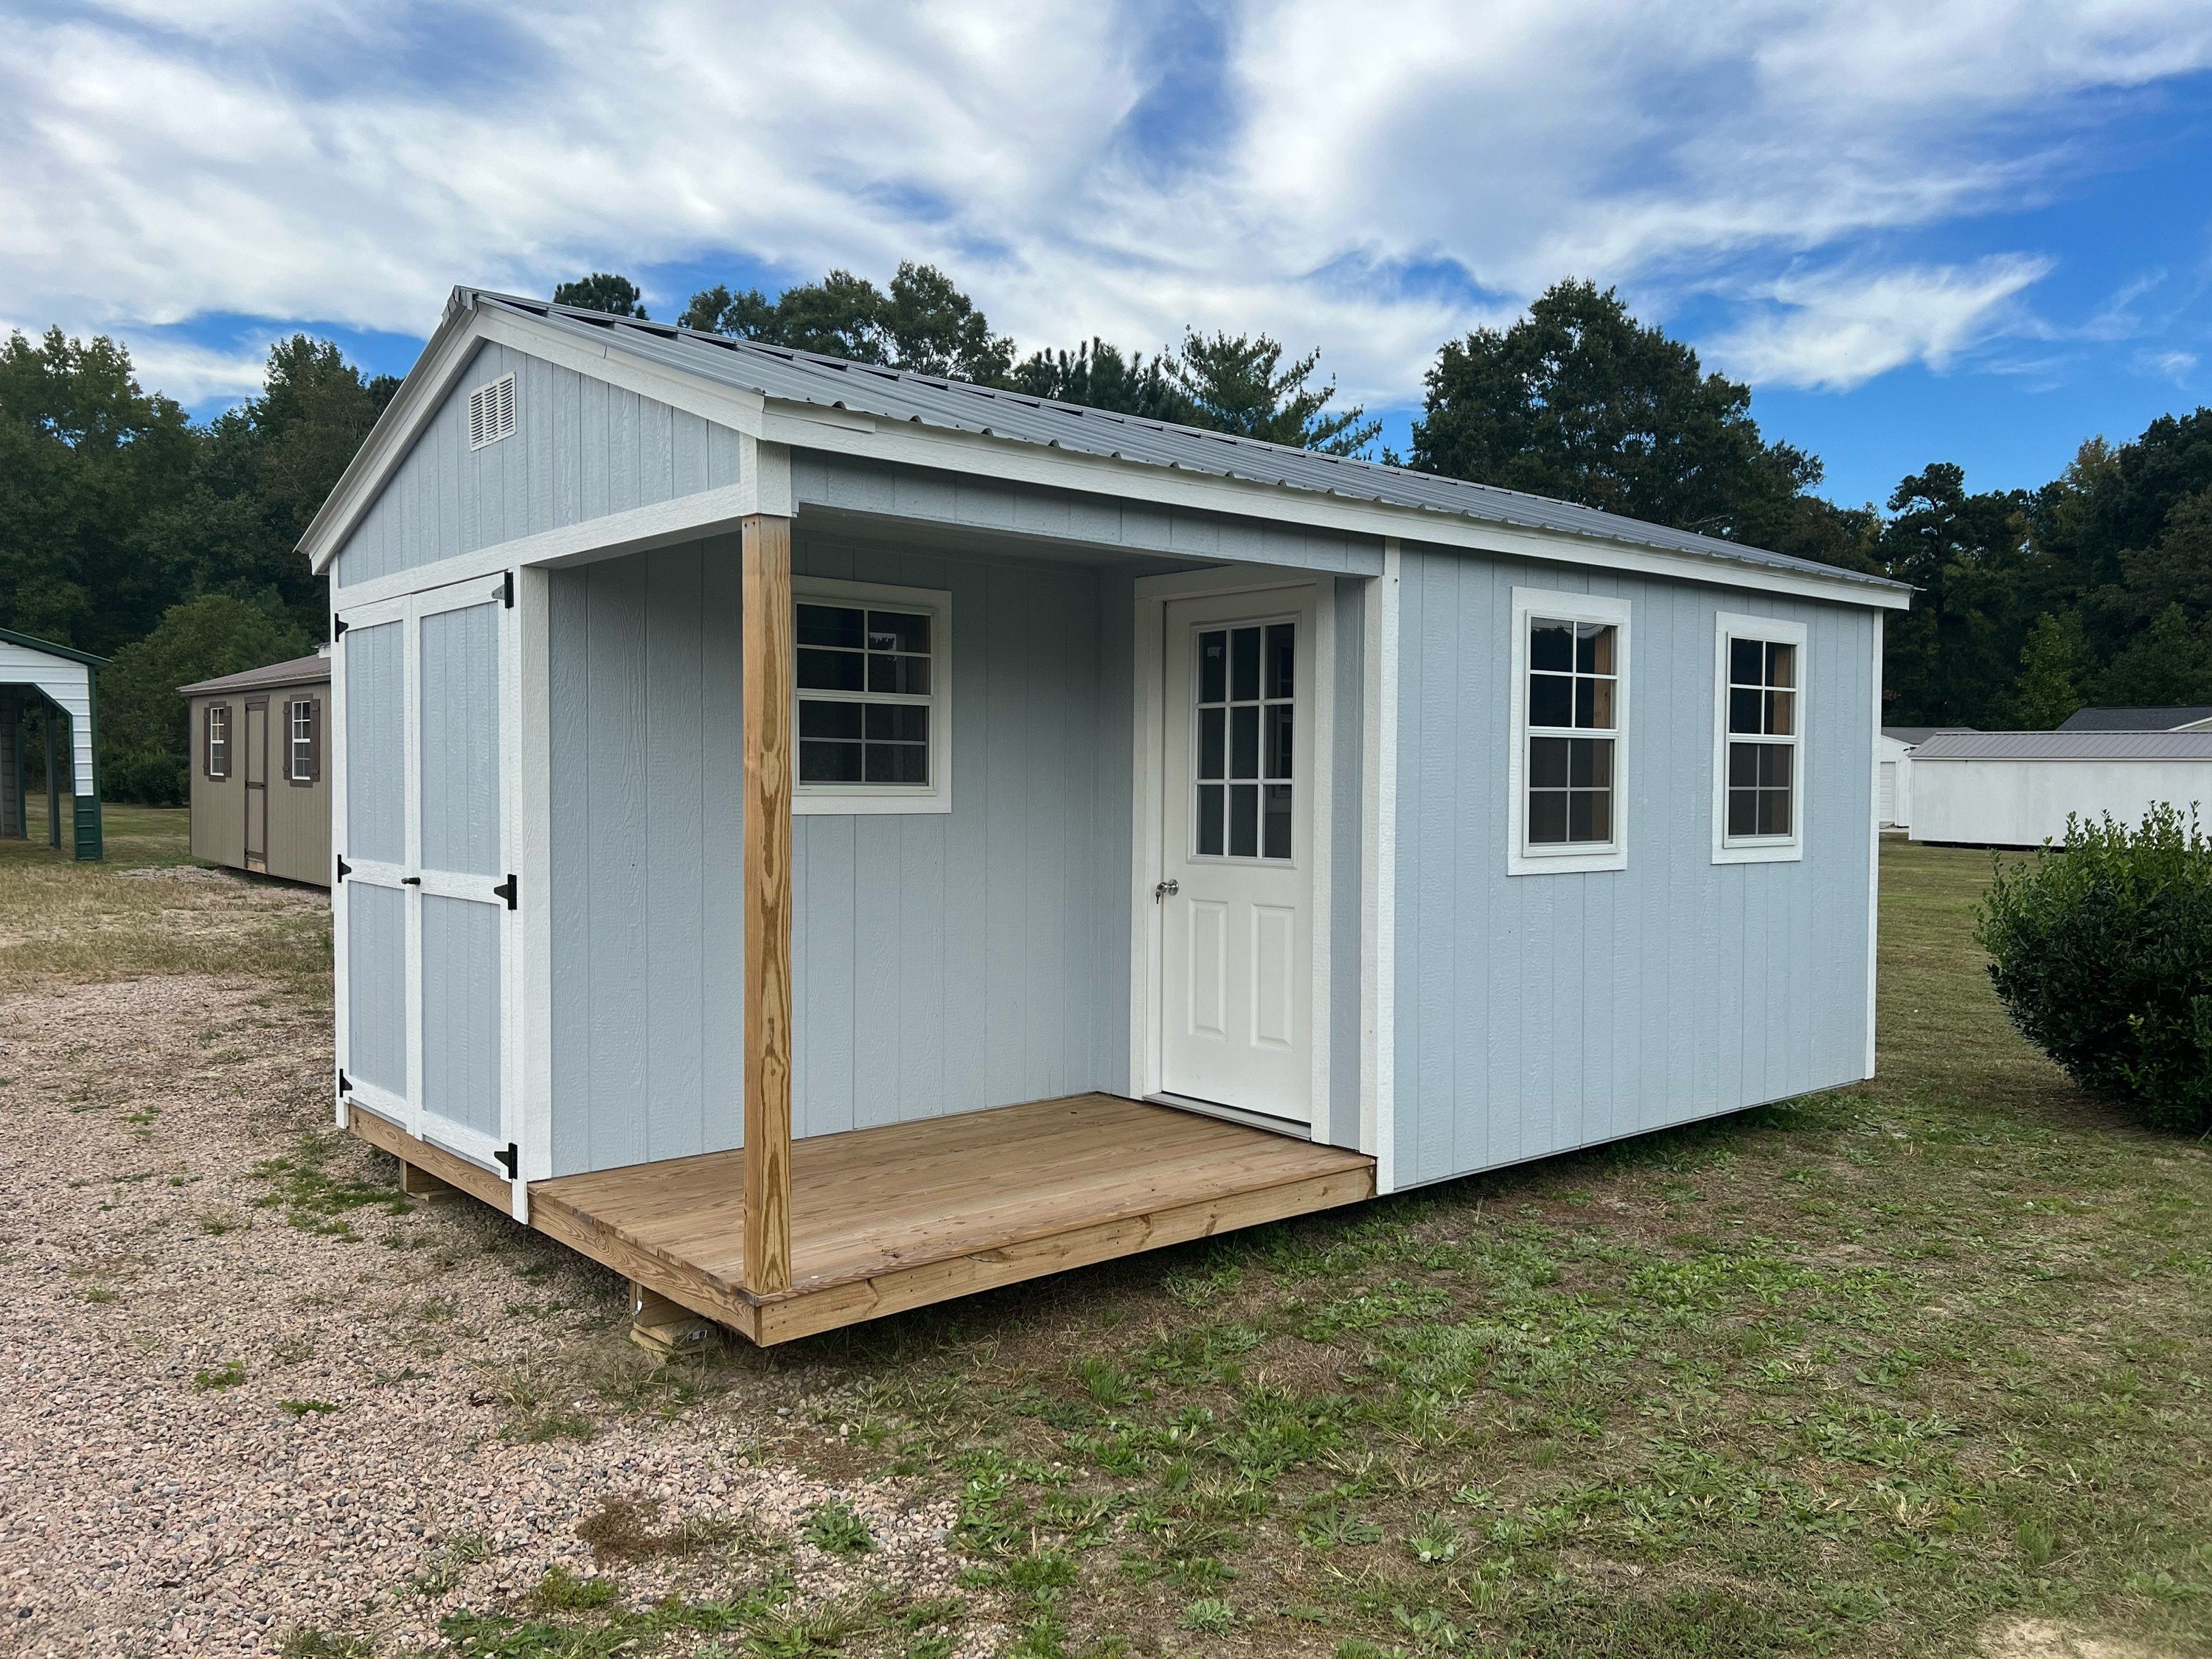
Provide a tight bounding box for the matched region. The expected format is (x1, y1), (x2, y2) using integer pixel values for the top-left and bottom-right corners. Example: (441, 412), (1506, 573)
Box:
(1158, 587), (1317, 1124)
(334, 574), (515, 1172)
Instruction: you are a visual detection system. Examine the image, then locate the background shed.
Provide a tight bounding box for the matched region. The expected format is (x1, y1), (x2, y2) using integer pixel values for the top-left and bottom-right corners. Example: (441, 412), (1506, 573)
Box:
(0, 625), (104, 860)
(1908, 729), (2212, 846)
(179, 653), (332, 886)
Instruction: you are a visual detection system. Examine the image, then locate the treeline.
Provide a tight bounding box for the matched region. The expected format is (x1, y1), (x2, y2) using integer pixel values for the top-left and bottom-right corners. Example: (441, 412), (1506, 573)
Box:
(5, 265), (2210, 802)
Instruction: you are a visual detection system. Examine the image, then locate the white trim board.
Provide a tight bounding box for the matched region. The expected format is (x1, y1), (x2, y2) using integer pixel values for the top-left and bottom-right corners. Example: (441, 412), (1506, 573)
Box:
(1362, 541), (1400, 1193)
(1505, 587), (1632, 878)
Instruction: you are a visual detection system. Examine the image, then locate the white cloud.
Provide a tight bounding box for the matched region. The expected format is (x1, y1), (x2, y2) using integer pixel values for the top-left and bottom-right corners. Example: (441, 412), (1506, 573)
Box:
(1708, 255), (2056, 389)
(1, 0), (2209, 406)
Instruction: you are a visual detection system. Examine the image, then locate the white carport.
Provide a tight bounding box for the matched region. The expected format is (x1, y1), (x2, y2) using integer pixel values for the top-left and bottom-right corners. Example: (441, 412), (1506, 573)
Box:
(1908, 730), (2212, 847)
(0, 626), (105, 860)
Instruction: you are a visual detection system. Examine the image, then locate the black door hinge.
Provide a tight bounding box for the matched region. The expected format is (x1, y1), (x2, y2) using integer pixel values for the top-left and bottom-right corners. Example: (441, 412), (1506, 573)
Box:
(336, 1068), (351, 1096)
(501, 570), (515, 609)
(493, 873), (518, 910)
(335, 855), (350, 883)
(333, 616), (349, 639)
(495, 1142), (519, 1179)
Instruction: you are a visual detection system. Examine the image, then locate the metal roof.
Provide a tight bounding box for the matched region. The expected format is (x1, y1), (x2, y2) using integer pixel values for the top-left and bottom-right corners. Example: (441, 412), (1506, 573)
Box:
(459, 290), (1909, 600)
(2056, 705), (2212, 731)
(1911, 730), (2212, 762)
(178, 652), (330, 697)
(0, 625), (107, 669)
(1882, 726), (1978, 745)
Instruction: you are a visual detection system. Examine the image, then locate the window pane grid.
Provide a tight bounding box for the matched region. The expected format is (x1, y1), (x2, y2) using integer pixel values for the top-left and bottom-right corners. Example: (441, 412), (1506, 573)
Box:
(1194, 621), (1294, 860)
(1526, 617), (1618, 849)
(796, 600), (936, 789)
(1725, 635), (1798, 841)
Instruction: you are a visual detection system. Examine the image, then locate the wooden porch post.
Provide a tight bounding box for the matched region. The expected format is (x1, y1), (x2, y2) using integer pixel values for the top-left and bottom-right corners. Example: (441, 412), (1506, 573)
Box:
(741, 512), (795, 1296)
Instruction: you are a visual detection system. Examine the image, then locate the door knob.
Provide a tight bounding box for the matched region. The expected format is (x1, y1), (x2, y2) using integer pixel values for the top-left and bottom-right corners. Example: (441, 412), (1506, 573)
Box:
(1155, 878), (1180, 900)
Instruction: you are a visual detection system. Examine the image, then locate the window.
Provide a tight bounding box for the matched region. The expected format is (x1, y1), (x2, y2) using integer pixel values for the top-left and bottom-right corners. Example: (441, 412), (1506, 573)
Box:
(1192, 620), (1296, 860)
(1508, 588), (1630, 874)
(793, 577), (952, 814)
(206, 703), (230, 780)
(467, 372), (515, 449)
(288, 697), (320, 784)
(1712, 613), (1806, 863)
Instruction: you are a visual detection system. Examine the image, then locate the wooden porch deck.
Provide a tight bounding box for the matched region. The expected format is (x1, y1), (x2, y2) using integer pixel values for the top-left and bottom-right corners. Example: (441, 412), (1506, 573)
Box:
(348, 1094), (1374, 1345)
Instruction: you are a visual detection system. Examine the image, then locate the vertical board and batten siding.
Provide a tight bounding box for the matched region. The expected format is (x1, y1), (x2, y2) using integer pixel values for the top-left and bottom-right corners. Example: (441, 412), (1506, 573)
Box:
(1389, 549), (1876, 1192)
(547, 540), (742, 1175)
(344, 621), (408, 1099)
(543, 532), (1137, 1175)
(0, 690), (19, 837)
(329, 341), (743, 591)
(1328, 577), (1367, 1151)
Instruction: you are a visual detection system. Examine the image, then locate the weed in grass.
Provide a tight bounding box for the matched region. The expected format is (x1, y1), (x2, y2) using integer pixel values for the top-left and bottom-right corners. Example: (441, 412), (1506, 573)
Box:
(1406, 1512), (1461, 1564)
(80, 1284), (117, 1304)
(1070, 1354), (1143, 1407)
(1180, 1596), (1235, 1633)
(192, 1358), (246, 1391)
(801, 1499), (872, 1556)
(277, 1399), (338, 1417)
(410, 1534), (490, 1597)
(530, 1562), (617, 1612)
(195, 1208), (244, 1236)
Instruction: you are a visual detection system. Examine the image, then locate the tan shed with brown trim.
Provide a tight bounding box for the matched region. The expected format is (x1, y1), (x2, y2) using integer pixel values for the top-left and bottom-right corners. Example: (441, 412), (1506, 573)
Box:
(180, 652), (332, 886)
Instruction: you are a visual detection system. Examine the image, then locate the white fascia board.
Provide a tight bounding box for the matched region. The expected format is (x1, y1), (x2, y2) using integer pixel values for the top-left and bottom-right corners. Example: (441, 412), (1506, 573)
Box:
(757, 398), (1909, 612)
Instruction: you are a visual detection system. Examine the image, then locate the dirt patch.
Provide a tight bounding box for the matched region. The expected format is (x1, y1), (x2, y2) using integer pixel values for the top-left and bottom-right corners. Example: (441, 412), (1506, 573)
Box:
(1983, 1617), (2168, 1659)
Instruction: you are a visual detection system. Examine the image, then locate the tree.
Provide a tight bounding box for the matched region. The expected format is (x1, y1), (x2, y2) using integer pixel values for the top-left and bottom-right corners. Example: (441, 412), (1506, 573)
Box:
(2008, 609), (2095, 728)
(2095, 602), (2212, 709)
(1877, 463), (2041, 726)
(1409, 280), (1827, 547)
(2115, 486), (2212, 628)
(0, 328), (199, 651)
(99, 593), (311, 803)
(552, 273), (648, 319)
(683, 262), (1014, 383)
(1009, 338), (1194, 422)
(1165, 330), (1379, 456)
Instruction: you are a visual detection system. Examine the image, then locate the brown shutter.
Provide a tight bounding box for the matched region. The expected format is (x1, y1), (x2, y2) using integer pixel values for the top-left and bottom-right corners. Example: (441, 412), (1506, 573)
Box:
(308, 698), (322, 782)
(203, 704), (213, 780)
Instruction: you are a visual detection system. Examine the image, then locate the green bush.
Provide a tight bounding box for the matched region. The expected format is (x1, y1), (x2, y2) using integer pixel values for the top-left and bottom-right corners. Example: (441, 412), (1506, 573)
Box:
(1978, 803), (2212, 1133)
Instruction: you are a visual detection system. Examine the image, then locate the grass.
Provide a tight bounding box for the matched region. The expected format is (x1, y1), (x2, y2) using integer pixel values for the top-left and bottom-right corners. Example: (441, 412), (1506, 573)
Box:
(0, 798), (329, 998)
(755, 839), (2211, 1657)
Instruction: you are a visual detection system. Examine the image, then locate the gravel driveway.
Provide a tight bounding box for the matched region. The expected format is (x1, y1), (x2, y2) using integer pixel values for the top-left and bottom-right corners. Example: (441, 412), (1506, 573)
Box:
(0, 874), (963, 1658)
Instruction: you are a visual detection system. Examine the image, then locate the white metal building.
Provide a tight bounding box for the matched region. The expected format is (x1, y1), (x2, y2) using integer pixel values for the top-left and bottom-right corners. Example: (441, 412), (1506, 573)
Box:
(1877, 726), (1976, 830)
(0, 625), (104, 859)
(1908, 730), (2212, 846)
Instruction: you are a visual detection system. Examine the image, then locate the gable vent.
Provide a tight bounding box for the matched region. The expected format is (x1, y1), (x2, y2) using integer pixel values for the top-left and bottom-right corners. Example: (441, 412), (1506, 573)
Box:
(468, 373), (516, 450)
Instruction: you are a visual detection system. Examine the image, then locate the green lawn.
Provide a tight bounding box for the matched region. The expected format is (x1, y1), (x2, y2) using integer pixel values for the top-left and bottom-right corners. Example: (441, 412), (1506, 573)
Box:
(755, 839), (2210, 1657)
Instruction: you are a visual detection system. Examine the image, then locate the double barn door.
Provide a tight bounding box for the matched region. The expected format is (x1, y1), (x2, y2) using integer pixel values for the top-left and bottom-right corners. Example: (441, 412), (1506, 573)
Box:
(333, 574), (517, 1174)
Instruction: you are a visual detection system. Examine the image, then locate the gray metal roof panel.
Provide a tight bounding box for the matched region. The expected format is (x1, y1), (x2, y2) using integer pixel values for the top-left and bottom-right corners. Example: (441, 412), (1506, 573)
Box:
(1911, 731), (2212, 761)
(2055, 705), (2212, 731)
(462, 291), (1908, 599)
(178, 653), (330, 697)
(1882, 726), (1978, 745)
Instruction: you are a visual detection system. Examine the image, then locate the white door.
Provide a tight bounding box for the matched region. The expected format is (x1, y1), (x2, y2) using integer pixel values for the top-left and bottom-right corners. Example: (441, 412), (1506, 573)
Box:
(334, 574), (516, 1172)
(1158, 589), (1317, 1124)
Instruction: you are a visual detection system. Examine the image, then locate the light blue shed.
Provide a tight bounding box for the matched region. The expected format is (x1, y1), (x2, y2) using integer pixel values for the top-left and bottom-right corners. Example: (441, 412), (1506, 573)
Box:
(301, 289), (1907, 1345)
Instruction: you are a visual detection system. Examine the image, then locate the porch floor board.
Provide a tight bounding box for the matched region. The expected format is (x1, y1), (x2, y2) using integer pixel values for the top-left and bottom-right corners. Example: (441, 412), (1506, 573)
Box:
(354, 1094), (1375, 1345)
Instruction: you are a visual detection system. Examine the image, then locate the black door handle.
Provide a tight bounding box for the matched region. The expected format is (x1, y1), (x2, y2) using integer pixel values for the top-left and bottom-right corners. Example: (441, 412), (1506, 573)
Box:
(401, 876), (421, 886)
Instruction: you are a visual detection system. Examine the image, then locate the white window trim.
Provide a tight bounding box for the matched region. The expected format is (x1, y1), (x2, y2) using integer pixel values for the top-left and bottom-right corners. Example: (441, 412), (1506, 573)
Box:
(791, 574), (953, 816)
(208, 704), (230, 779)
(1711, 611), (1808, 865)
(1506, 586), (1631, 876)
(288, 698), (314, 782)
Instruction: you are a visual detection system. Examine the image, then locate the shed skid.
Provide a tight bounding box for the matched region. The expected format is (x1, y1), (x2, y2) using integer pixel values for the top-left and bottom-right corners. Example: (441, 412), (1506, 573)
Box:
(346, 1093), (1374, 1343)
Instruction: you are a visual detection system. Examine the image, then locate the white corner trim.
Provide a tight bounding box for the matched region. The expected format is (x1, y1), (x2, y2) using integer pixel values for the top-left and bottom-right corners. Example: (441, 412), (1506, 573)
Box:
(1363, 540), (1401, 1193)
(1865, 613), (1884, 1080)
(740, 434), (793, 518)
(517, 566), (554, 1189)
(1710, 611), (1809, 866)
(1506, 586), (1632, 877)
(790, 574), (953, 816)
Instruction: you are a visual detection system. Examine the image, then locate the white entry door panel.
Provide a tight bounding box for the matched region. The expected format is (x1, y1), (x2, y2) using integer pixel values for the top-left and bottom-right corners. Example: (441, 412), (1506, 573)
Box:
(1158, 588), (1318, 1124)
(334, 574), (516, 1173)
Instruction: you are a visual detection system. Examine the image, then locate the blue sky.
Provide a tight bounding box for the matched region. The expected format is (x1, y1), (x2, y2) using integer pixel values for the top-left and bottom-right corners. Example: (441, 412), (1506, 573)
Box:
(5, 1), (2211, 510)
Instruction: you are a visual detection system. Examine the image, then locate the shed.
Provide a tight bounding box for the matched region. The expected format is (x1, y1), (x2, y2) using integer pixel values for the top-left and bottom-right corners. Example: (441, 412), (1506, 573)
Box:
(300, 288), (1910, 1346)
(2056, 705), (2212, 732)
(0, 626), (105, 860)
(1877, 726), (1977, 830)
(1908, 729), (2212, 846)
(178, 653), (333, 886)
